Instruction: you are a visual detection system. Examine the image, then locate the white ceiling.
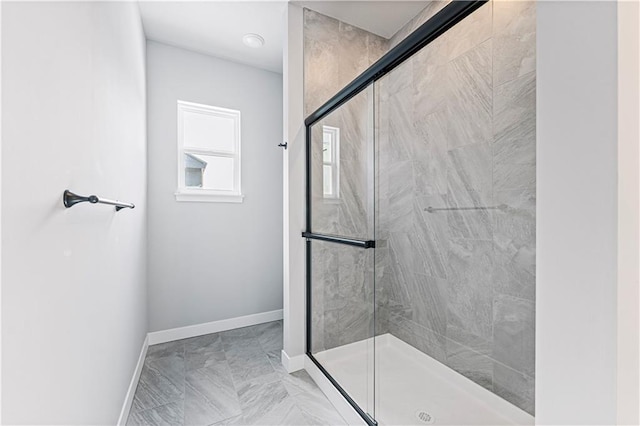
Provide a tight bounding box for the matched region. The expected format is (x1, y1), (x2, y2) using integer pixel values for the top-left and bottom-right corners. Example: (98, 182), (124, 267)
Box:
(139, 2), (288, 74)
(138, 1), (428, 74)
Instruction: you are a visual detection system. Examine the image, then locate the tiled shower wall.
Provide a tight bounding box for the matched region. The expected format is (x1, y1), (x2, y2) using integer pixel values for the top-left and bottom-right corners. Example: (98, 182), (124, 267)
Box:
(304, 0), (536, 415)
(303, 9), (387, 116)
(305, 9), (386, 353)
(376, 0), (536, 414)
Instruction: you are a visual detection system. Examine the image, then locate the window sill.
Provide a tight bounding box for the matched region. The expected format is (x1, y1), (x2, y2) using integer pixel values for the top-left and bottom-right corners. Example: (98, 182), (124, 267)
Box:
(175, 191), (244, 203)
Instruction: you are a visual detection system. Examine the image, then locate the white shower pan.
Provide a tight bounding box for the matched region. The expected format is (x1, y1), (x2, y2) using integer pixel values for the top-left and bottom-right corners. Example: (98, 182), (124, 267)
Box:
(313, 334), (534, 426)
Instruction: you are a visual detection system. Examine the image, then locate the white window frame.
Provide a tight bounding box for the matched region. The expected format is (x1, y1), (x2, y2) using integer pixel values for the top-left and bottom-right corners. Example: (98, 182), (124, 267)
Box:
(175, 100), (243, 203)
(322, 125), (340, 199)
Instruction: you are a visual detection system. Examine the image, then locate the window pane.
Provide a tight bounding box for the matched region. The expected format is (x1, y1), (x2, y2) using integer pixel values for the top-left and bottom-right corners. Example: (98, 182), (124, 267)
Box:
(184, 153), (235, 191)
(323, 133), (332, 163)
(323, 165), (333, 196)
(183, 110), (236, 152)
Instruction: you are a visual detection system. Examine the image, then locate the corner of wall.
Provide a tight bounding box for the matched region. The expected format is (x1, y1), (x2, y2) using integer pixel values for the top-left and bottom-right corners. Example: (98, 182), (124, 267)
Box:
(616, 1), (640, 423)
(117, 335), (149, 426)
(0, 0), (4, 422)
(283, 2), (306, 360)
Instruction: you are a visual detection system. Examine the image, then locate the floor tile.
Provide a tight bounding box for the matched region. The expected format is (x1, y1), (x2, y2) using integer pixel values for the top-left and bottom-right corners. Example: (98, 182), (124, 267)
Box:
(266, 350), (287, 375)
(281, 370), (320, 397)
(184, 363), (242, 425)
(184, 333), (223, 354)
(211, 414), (246, 425)
(126, 401), (184, 426)
(293, 388), (348, 425)
(132, 355), (185, 412)
(253, 321), (284, 353)
(127, 321), (344, 426)
(147, 340), (184, 361)
(227, 353), (276, 387)
(185, 350), (226, 372)
(237, 380), (310, 425)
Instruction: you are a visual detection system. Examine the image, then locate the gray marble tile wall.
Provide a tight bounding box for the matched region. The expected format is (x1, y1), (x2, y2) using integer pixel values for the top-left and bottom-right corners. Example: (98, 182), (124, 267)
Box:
(376, 0), (536, 415)
(304, 9), (385, 353)
(304, 0), (535, 416)
(310, 241), (374, 353)
(304, 9), (388, 117)
(310, 88), (374, 240)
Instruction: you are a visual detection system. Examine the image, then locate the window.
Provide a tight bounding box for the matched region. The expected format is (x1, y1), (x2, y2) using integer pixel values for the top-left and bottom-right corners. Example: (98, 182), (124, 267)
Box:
(322, 126), (340, 199)
(176, 101), (243, 203)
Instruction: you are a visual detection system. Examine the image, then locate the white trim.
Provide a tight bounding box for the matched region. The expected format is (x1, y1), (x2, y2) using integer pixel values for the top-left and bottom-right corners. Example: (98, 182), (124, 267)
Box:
(617, 1), (640, 423)
(280, 349), (305, 373)
(174, 191), (244, 203)
(148, 309), (283, 345)
(283, 1), (306, 375)
(304, 355), (364, 426)
(0, 2), (3, 421)
(117, 336), (149, 426)
(176, 100), (242, 199)
(281, 4), (292, 376)
(177, 100), (239, 117)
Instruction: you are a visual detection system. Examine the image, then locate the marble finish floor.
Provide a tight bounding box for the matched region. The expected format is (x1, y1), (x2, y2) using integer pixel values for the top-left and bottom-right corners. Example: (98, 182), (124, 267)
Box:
(127, 321), (347, 426)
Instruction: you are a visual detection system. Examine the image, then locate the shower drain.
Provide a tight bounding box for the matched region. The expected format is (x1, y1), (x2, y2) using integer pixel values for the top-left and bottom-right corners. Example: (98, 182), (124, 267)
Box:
(415, 410), (435, 424)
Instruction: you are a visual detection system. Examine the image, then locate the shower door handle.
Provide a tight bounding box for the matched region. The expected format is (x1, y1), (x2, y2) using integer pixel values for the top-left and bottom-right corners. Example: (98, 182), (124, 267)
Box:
(302, 231), (375, 249)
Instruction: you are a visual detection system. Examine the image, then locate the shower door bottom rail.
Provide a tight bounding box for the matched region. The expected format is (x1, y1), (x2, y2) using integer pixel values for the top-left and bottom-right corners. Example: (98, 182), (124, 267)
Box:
(302, 231), (375, 249)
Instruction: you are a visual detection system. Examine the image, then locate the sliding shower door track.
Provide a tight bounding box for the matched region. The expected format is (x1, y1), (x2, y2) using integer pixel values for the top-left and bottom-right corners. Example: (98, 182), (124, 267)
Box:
(303, 0), (488, 127)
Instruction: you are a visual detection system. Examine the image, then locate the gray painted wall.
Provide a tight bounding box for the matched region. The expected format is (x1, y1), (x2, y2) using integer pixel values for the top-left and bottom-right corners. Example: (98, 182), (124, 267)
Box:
(147, 42), (283, 332)
(1, 2), (148, 423)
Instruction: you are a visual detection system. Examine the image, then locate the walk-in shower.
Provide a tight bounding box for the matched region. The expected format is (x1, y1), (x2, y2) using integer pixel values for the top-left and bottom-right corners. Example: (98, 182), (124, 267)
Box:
(303, 1), (536, 424)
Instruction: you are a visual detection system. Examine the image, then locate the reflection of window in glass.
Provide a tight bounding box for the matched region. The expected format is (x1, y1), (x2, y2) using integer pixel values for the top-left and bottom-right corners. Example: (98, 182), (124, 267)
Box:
(176, 100), (243, 203)
(322, 126), (340, 199)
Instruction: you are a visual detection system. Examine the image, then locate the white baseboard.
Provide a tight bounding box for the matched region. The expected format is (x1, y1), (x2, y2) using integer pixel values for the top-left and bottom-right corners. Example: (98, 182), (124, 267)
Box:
(117, 335), (149, 426)
(147, 309), (284, 345)
(304, 355), (365, 425)
(281, 349), (305, 373)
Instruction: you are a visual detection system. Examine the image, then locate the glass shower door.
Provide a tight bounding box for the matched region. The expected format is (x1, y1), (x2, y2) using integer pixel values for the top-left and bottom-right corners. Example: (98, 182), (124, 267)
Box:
(307, 85), (376, 421)
(373, 1), (535, 424)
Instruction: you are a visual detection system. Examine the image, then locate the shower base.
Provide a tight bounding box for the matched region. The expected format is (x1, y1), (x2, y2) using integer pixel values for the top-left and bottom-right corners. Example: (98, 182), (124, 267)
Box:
(312, 334), (534, 425)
